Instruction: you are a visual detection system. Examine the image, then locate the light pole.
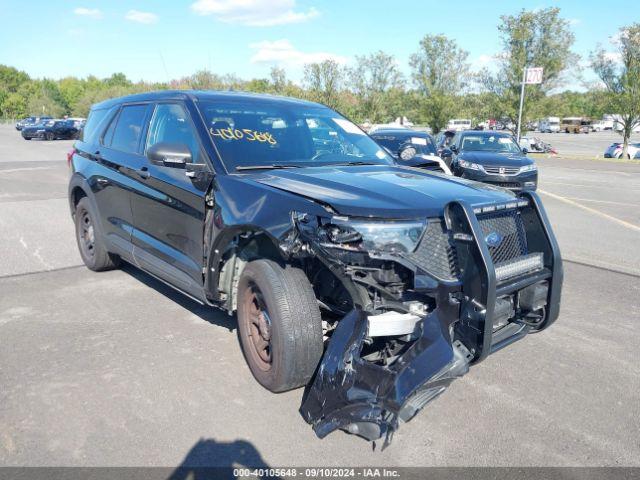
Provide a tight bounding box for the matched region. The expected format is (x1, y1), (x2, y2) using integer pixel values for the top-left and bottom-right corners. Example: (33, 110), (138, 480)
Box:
(516, 66), (527, 143)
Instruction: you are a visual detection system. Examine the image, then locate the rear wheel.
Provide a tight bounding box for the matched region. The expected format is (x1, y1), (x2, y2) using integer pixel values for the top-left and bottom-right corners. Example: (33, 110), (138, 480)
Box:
(74, 197), (119, 271)
(237, 259), (323, 392)
(45, 132), (54, 141)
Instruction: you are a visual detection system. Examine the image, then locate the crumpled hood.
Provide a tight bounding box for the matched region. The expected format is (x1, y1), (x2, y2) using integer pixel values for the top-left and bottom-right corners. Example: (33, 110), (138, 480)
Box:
(246, 165), (515, 218)
(458, 150), (533, 167)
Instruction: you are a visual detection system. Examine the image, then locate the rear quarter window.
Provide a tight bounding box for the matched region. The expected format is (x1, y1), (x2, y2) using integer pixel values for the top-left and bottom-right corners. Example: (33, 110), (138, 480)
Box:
(105, 104), (149, 154)
(80, 107), (113, 144)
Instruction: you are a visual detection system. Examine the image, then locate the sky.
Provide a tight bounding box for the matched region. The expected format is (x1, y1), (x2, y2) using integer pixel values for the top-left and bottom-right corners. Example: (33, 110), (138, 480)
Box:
(0, 0), (637, 89)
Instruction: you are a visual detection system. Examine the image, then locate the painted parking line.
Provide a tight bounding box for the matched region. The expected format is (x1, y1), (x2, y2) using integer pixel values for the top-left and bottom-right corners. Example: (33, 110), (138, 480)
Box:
(562, 196), (640, 208)
(539, 189), (640, 233)
(542, 180), (640, 192)
(0, 166), (54, 174)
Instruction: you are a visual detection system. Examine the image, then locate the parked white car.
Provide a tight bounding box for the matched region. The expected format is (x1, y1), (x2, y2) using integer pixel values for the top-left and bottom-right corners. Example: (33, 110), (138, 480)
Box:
(604, 142), (640, 159)
(539, 117), (560, 133)
(446, 119), (471, 131)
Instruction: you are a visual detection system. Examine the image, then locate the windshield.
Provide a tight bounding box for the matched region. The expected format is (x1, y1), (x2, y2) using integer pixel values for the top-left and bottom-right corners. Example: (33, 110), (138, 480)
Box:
(460, 135), (521, 153)
(198, 100), (393, 171)
(373, 134), (437, 156)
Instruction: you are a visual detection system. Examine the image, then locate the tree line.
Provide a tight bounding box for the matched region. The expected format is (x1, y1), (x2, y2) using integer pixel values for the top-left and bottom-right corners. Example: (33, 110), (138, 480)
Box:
(1, 8), (638, 155)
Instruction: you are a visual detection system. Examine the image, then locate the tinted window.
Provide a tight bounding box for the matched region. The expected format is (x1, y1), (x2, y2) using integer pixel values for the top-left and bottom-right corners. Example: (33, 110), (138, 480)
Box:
(371, 135), (403, 152)
(146, 103), (201, 163)
(460, 134), (521, 153)
(372, 133), (437, 156)
(81, 108), (111, 143)
(198, 100), (392, 170)
(109, 104), (148, 154)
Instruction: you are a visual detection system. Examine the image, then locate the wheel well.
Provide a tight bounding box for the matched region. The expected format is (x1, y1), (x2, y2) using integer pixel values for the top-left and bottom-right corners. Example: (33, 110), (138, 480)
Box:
(71, 186), (87, 209)
(214, 231), (287, 312)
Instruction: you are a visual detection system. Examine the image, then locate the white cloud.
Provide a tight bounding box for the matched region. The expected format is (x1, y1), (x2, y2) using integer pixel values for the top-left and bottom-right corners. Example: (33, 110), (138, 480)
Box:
(191, 0), (319, 26)
(474, 54), (494, 68)
(249, 39), (347, 67)
(603, 51), (622, 63)
(73, 7), (103, 19)
(568, 18), (581, 26)
(125, 10), (158, 24)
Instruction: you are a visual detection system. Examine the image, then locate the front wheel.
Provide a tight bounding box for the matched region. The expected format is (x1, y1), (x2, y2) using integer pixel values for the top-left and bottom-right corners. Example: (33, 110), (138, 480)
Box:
(45, 132), (54, 141)
(237, 259), (323, 393)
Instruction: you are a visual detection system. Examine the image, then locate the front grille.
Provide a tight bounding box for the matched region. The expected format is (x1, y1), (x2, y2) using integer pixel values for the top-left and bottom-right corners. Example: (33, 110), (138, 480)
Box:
(484, 166), (520, 175)
(477, 209), (528, 264)
(402, 220), (459, 281)
(403, 208), (530, 282)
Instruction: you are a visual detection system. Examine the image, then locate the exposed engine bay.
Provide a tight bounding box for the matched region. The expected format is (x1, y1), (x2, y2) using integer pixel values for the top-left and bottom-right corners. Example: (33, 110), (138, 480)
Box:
(277, 191), (563, 445)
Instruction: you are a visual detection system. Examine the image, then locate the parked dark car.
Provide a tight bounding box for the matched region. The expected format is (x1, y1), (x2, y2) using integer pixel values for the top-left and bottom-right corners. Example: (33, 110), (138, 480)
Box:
(21, 119), (79, 140)
(68, 91), (562, 444)
(442, 131), (538, 191)
(369, 128), (451, 174)
(434, 129), (455, 156)
(15, 116), (52, 130)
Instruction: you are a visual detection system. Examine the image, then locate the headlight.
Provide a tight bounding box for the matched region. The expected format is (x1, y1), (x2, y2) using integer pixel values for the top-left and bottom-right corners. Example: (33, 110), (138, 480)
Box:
(320, 218), (425, 254)
(519, 164), (537, 173)
(458, 159), (483, 171)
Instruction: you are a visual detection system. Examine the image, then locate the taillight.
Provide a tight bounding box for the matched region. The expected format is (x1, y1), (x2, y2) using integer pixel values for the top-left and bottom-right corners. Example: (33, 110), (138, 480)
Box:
(67, 148), (76, 168)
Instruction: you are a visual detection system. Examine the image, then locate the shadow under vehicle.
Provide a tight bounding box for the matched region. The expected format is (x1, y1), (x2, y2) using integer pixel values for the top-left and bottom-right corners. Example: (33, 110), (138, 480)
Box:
(68, 90), (562, 445)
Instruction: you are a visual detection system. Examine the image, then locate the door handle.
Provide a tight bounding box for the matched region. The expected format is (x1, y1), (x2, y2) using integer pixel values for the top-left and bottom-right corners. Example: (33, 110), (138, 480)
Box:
(136, 166), (150, 179)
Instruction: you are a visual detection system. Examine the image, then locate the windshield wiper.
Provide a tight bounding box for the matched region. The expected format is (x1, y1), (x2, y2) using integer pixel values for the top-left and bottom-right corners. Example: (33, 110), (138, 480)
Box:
(235, 164), (302, 171)
(329, 161), (379, 167)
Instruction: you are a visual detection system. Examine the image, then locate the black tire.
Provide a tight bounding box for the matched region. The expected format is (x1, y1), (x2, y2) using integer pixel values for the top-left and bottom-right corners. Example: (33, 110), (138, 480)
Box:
(237, 259), (323, 392)
(45, 132), (54, 141)
(23, 137), (31, 141)
(74, 197), (119, 271)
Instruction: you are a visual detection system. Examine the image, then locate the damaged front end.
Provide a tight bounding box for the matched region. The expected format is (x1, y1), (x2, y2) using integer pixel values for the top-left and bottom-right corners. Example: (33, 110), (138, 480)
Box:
(290, 191), (562, 444)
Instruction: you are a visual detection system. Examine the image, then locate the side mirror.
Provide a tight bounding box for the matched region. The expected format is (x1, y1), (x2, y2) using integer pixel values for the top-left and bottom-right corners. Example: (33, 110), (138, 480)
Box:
(449, 144), (458, 153)
(147, 142), (191, 168)
(522, 147), (528, 154)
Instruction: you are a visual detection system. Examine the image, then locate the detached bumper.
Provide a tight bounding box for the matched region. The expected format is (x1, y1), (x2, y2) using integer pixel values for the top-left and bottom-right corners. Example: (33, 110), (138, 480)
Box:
(300, 308), (472, 445)
(300, 192), (562, 444)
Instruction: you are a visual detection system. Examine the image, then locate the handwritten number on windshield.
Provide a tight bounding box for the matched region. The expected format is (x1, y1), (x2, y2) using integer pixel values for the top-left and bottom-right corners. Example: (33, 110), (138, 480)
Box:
(209, 127), (277, 145)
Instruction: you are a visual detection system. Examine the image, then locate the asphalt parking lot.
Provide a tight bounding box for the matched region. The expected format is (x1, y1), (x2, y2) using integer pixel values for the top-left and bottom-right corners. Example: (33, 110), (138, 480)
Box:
(1, 125), (639, 467)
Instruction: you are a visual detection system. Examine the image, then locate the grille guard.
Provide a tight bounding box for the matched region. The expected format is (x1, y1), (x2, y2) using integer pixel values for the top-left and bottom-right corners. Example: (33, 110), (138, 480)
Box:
(299, 191), (563, 443)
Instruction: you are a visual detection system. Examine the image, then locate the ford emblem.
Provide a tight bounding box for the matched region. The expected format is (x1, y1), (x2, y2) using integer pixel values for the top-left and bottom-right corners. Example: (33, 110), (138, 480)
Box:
(485, 231), (503, 248)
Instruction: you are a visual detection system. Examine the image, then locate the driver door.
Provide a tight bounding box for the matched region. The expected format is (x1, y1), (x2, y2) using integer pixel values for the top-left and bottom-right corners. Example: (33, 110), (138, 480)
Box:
(130, 102), (213, 299)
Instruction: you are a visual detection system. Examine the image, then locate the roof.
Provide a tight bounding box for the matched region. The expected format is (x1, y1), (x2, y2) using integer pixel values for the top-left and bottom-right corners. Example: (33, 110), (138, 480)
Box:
(92, 90), (323, 110)
(459, 130), (513, 137)
(370, 128), (430, 137)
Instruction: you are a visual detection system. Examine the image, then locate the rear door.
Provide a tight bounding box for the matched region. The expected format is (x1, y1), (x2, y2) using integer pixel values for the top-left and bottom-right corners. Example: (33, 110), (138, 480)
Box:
(91, 103), (152, 257)
(129, 101), (212, 299)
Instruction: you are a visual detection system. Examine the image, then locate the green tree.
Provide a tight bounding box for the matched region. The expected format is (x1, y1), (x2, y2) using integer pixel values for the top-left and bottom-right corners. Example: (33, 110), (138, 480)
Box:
(409, 34), (470, 133)
(347, 51), (404, 123)
(0, 65), (30, 93)
(303, 60), (344, 109)
(591, 23), (640, 158)
(481, 7), (578, 136)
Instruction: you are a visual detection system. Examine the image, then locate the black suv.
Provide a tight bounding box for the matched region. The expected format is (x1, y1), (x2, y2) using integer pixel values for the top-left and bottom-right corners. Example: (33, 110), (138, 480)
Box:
(15, 115), (52, 131)
(69, 91), (562, 443)
(442, 130), (538, 190)
(22, 119), (79, 141)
